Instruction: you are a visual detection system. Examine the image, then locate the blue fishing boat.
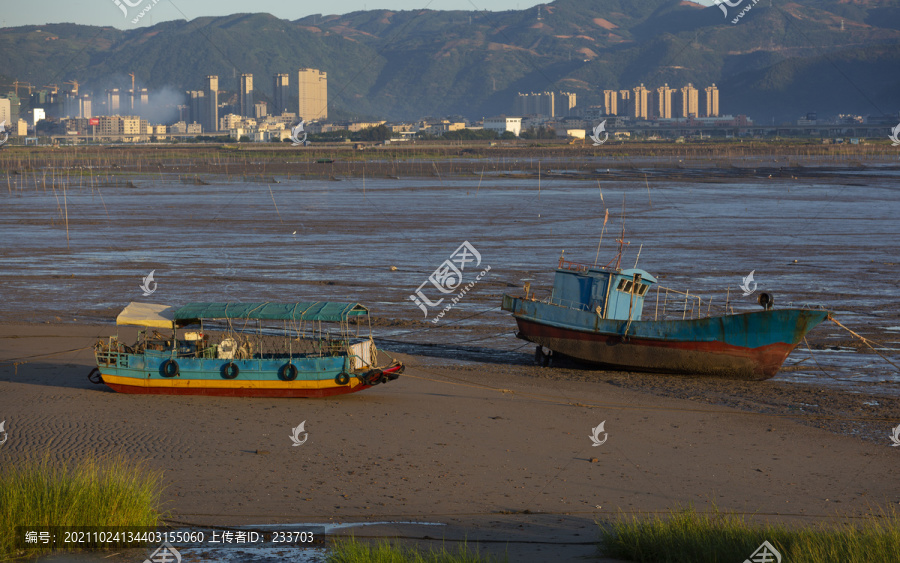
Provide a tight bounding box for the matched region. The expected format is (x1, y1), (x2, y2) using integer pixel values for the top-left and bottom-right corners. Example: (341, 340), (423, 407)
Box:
(91, 301), (403, 397)
(501, 253), (829, 380)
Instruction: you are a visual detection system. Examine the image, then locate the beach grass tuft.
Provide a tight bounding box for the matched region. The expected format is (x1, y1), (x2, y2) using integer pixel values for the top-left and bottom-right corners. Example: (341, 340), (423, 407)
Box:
(0, 452), (166, 559)
(327, 536), (506, 563)
(599, 506), (900, 563)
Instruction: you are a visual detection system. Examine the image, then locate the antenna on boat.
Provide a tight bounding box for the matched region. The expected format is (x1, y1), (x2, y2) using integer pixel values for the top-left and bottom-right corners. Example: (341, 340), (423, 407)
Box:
(593, 208), (609, 266)
(614, 195), (628, 270)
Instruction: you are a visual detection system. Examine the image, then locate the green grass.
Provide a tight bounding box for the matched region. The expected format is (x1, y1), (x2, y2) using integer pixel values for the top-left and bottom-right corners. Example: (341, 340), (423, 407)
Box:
(599, 506), (900, 563)
(327, 537), (506, 563)
(0, 453), (166, 559)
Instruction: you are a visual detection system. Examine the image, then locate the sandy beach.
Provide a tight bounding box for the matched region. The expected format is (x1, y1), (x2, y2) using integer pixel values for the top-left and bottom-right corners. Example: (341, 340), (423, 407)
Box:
(2, 321), (899, 562)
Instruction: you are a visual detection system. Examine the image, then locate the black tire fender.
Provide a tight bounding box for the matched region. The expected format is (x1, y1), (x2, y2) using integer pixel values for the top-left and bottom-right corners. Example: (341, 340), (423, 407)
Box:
(222, 362), (239, 379)
(279, 363), (298, 381)
(335, 372), (351, 386)
(161, 359), (179, 377)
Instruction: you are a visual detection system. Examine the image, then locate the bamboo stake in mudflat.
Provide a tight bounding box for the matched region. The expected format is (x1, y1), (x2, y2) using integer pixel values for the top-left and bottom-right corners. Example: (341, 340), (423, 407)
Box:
(63, 182), (69, 249)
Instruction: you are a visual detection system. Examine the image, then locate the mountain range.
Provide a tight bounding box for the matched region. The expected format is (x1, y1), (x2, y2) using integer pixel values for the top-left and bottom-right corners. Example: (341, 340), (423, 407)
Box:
(0, 0), (899, 123)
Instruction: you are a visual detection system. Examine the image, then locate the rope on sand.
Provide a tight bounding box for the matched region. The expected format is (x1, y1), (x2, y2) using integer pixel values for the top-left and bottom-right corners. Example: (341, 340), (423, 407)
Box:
(0, 344), (93, 365)
(828, 314), (900, 373)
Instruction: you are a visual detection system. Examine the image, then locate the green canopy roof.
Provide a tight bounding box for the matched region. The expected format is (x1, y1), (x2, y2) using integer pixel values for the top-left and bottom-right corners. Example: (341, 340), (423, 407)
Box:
(173, 302), (369, 323)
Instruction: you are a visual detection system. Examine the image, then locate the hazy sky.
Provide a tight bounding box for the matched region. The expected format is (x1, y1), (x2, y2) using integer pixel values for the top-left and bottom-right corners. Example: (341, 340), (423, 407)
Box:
(1, 0), (710, 29)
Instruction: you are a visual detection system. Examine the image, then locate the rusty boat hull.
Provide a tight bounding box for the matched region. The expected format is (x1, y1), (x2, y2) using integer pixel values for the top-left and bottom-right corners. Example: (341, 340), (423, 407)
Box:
(503, 295), (829, 380)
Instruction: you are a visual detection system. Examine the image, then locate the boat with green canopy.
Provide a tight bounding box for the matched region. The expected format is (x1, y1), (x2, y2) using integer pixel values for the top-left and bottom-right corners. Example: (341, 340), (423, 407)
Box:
(91, 301), (403, 397)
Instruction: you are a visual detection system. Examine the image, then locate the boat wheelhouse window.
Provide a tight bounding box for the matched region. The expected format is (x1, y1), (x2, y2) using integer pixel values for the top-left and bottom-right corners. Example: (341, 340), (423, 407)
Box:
(616, 279), (649, 296)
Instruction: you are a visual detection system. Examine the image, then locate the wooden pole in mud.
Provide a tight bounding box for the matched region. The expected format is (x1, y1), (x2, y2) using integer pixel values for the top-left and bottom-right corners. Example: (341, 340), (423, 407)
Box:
(63, 182), (70, 249)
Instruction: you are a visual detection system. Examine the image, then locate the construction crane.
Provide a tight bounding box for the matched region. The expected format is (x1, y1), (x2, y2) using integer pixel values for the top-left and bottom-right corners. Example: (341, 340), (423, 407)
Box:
(63, 80), (79, 95)
(43, 84), (59, 94)
(0, 80), (34, 96)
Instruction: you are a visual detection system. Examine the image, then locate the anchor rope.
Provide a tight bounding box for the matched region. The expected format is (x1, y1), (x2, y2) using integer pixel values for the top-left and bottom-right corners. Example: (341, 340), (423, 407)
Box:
(828, 315), (900, 373)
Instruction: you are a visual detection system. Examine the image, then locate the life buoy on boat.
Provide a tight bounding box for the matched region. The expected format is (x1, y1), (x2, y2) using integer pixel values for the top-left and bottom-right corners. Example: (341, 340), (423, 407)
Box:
(161, 359), (179, 377)
(221, 362), (239, 379)
(335, 372), (350, 386)
(279, 363), (298, 381)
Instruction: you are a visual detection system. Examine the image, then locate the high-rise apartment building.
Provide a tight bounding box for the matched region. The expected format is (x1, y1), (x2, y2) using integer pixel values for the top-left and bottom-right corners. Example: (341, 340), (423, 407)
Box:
(205, 75), (219, 132)
(514, 92), (554, 116)
(603, 90), (618, 116)
(187, 90), (206, 130)
(618, 90), (631, 117)
(106, 89), (120, 115)
(80, 95), (92, 119)
(705, 84), (719, 117)
(632, 84), (651, 120)
(273, 73), (289, 116)
(656, 84), (675, 119)
(240, 74), (254, 118)
(297, 68), (327, 121)
(679, 83), (699, 118)
(0, 97), (10, 124)
(137, 88), (149, 112)
(555, 92), (576, 117)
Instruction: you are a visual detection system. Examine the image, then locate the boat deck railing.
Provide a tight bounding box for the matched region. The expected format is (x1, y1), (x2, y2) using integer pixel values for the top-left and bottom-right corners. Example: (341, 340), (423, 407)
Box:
(529, 285), (727, 321)
(558, 257), (617, 272)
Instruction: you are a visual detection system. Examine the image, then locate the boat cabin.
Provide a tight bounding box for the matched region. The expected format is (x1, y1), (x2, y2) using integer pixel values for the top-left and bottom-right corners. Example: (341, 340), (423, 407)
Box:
(550, 261), (657, 321)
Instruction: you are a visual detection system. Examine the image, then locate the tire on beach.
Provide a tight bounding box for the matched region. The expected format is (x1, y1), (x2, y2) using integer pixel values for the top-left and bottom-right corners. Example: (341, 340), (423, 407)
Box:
(87, 367), (102, 384)
(279, 363), (298, 381)
(335, 372), (351, 386)
(161, 359), (179, 377)
(221, 362), (239, 379)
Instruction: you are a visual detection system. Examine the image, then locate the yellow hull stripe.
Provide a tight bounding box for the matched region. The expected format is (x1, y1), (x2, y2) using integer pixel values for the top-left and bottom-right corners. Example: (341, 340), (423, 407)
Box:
(101, 373), (360, 390)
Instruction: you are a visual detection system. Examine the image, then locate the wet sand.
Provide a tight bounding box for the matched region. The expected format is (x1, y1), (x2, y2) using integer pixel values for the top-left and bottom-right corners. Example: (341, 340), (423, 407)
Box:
(1, 322), (899, 562)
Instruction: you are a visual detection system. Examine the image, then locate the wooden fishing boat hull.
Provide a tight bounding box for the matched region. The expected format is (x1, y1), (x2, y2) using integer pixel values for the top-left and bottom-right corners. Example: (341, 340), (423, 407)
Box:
(503, 295), (829, 380)
(95, 354), (403, 397)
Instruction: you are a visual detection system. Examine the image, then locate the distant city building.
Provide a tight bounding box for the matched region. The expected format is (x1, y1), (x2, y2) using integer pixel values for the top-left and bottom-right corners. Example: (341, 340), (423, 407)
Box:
(205, 75), (219, 133)
(632, 84), (651, 120)
(220, 113), (243, 131)
(239, 74), (254, 118)
(679, 83), (699, 118)
(106, 89), (120, 116)
(656, 84), (675, 119)
(136, 88), (149, 113)
(16, 118), (27, 136)
(618, 90), (631, 117)
(0, 97), (10, 123)
(177, 104), (189, 123)
(297, 68), (327, 121)
(187, 91), (204, 126)
(514, 92), (554, 117)
(33, 108), (45, 125)
(705, 84), (719, 117)
(513, 91), (576, 117)
(187, 122), (202, 135)
(273, 73), (290, 115)
(483, 116), (522, 137)
(603, 90), (618, 116)
(555, 92), (576, 117)
(95, 115), (149, 139)
(254, 101), (268, 119)
(80, 95), (92, 119)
